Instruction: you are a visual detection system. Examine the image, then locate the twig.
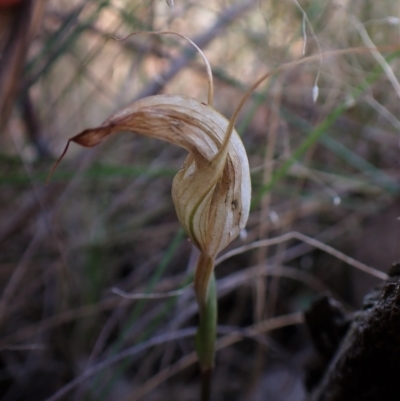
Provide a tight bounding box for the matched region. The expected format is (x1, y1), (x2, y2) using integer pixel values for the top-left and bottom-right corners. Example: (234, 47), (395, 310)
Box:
(364, 95), (400, 132)
(43, 328), (197, 401)
(353, 16), (400, 99)
(111, 285), (191, 299)
(127, 312), (304, 401)
(0, 0), (46, 133)
(216, 231), (388, 280)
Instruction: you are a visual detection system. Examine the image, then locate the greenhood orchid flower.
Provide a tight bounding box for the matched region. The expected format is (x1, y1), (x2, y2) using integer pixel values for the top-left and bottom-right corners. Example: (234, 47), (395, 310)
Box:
(50, 31), (251, 400)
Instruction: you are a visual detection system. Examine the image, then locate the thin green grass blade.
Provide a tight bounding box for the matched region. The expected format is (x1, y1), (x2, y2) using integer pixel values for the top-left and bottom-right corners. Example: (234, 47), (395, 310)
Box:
(279, 107), (399, 194)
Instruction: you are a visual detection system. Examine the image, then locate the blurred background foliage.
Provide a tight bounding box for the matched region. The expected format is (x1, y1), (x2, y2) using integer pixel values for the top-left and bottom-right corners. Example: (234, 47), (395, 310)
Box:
(0, 0), (399, 400)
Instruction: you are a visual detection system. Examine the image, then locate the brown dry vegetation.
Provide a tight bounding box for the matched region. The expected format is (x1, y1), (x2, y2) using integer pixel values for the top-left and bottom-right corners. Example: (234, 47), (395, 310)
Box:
(0, 1), (399, 400)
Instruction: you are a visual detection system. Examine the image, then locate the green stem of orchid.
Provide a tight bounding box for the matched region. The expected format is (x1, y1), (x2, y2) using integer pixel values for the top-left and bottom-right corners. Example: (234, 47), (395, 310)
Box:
(195, 262), (217, 400)
(195, 270), (217, 369)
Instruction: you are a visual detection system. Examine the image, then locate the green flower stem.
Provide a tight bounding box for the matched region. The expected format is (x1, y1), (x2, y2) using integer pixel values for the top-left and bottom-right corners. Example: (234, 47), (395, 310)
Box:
(194, 257), (217, 400)
(195, 270), (217, 370)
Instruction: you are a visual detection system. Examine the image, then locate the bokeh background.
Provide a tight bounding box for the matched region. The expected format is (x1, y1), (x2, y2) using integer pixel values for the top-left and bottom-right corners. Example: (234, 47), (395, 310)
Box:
(0, 0), (399, 400)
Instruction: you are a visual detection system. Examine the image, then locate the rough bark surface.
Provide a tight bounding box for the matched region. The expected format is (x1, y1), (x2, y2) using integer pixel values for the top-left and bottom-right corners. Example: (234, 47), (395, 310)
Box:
(307, 262), (400, 401)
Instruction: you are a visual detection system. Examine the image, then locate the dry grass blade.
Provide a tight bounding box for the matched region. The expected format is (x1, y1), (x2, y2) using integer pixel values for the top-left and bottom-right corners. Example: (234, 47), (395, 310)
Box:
(217, 231), (388, 280)
(111, 286), (191, 299)
(43, 328), (198, 401)
(353, 16), (400, 98)
(126, 312), (304, 401)
(0, 0), (45, 133)
(112, 31), (214, 105)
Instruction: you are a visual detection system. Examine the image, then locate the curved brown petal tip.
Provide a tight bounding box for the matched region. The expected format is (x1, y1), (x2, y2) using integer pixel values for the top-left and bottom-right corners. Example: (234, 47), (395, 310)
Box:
(46, 140), (71, 185)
